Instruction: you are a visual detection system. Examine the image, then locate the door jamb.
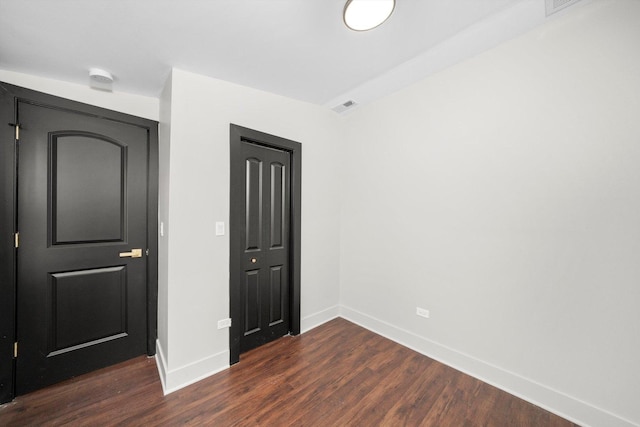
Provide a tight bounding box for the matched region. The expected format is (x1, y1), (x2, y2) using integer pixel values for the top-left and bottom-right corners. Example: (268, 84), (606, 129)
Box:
(229, 124), (301, 364)
(0, 82), (158, 404)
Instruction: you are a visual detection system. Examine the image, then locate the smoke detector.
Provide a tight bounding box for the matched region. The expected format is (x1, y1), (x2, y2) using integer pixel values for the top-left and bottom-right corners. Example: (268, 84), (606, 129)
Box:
(89, 68), (114, 91)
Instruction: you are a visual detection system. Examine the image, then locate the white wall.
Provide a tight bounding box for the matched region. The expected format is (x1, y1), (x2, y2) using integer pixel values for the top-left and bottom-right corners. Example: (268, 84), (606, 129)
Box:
(340, 1), (640, 426)
(156, 69), (343, 392)
(156, 73), (172, 377)
(0, 70), (158, 120)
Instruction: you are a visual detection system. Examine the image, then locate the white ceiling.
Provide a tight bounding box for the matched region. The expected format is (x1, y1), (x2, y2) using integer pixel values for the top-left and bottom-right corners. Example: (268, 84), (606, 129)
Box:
(0, 0), (556, 109)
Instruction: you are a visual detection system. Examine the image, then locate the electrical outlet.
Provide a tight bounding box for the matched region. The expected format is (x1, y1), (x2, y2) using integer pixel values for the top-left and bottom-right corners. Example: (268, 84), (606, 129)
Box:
(217, 318), (232, 329)
(416, 307), (430, 318)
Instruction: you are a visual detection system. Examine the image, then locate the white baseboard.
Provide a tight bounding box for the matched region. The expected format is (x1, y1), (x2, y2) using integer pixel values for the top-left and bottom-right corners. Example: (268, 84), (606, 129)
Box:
(155, 339), (229, 395)
(301, 304), (340, 333)
(153, 306), (339, 396)
(339, 305), (637, 427)
(152, 305), (636, 427)
(154, 340), (169, 393)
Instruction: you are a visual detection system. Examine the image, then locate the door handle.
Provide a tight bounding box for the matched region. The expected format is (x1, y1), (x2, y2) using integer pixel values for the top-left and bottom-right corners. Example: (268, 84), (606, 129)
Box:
(119, 248), (143, 258)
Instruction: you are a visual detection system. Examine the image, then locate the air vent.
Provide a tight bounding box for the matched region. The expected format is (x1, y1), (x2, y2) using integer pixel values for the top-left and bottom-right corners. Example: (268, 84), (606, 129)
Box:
(545, 0), (582, 16)
(332, 100), (358, 114)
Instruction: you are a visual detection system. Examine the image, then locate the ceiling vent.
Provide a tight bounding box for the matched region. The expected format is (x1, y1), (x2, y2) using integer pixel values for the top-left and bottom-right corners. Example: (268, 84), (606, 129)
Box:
(332, 100), (358, 114)
(545, 0), (582, 16)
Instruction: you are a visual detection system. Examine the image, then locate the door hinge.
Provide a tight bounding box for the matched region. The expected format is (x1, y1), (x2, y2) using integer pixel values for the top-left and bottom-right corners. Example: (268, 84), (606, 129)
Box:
(14, 232), (19, 248)
(10, 123), (20, 140)
(14, 342), (18, 358)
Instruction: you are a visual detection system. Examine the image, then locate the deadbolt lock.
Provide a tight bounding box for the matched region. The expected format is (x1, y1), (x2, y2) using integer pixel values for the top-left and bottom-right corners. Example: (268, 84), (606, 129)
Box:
(120, 248), (143, 258)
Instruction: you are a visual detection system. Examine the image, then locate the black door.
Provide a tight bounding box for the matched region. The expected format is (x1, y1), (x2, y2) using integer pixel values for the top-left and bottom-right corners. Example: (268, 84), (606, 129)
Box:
(15, 101), (149, 394)
(236, 141), (290, 351)
(229, 125), (302, 363)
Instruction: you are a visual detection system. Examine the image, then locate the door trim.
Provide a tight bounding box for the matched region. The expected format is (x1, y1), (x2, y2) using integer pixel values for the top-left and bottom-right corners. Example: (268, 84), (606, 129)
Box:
(229, 124), (301, 364)
(0, 82), (158, 403)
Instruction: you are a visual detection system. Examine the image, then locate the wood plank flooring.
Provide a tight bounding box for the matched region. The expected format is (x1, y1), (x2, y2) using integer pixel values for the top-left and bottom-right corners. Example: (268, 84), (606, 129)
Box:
(0, 318), (579, 426)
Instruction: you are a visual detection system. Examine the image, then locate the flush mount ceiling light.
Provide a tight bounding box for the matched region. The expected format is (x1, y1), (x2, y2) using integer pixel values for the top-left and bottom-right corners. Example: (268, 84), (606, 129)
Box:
(343, 0), (395, 31)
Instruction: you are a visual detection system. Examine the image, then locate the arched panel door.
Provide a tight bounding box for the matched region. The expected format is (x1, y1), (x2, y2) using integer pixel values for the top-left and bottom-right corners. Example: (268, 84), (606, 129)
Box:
(16, 101), (149, 395)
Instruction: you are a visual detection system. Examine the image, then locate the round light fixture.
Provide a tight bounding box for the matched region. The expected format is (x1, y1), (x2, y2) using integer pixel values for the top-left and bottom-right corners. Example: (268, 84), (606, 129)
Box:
(343, 0), (395, 31)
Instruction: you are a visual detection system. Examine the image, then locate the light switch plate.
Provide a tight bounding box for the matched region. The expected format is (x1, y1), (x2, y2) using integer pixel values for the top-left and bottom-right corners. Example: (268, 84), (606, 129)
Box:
(215, 221), (225, 236)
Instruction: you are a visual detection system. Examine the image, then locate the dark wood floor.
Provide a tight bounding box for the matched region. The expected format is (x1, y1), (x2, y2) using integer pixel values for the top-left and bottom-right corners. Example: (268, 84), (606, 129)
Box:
(0, 318), (578, 426)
